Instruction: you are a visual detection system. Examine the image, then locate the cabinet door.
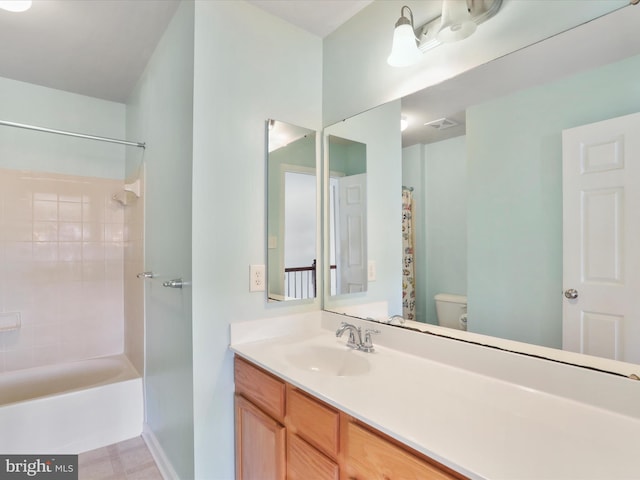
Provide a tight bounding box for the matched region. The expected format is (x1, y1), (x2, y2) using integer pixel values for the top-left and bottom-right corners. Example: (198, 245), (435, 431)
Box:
(344, 421), (463, 480)
(287, 433), (339, 480)
(235, 395), (285, 480)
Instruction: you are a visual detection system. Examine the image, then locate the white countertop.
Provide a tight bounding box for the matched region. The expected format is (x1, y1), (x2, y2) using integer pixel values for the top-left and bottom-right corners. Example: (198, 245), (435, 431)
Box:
(230, 312), (640, 480)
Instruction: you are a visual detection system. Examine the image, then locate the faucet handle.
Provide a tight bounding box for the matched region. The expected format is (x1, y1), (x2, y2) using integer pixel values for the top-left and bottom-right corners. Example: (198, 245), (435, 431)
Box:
(361, 328), (380, 352)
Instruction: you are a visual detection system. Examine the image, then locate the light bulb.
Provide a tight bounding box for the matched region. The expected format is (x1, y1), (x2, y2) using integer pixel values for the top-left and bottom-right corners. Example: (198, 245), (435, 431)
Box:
(387, 6), (422, 68)
(0, 0), (32, 12)
(387, 23), (422, 67)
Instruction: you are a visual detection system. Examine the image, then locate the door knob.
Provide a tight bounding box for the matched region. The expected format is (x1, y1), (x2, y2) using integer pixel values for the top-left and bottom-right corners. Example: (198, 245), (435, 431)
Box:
(137, 272), (154, 279)
(564, 288), (579, 299)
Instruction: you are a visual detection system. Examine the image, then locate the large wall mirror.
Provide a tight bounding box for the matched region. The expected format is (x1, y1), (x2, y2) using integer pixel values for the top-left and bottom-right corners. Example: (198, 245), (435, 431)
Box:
(266, 119), (317, 302)
(322, 3), (640, 374)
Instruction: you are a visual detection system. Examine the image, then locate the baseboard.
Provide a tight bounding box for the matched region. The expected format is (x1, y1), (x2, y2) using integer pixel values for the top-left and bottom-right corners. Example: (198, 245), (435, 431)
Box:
(142, 424), (179, 480)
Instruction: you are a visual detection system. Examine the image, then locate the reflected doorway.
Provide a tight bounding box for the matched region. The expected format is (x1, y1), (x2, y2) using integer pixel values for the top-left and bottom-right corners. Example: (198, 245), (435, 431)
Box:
(283, 170), (316, 299)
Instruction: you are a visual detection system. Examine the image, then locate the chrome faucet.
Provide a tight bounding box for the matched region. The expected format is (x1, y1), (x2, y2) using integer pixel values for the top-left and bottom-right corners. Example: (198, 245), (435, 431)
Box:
(335, 322), (380, 352)
(388, 314), (405, 325)
(336, 322), (362, 349)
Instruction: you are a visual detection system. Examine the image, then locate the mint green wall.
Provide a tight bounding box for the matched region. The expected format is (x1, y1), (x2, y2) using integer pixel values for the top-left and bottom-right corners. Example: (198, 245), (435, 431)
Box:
(467, 53), (640, 347)
(0, 76), (126, 179)
(324, 100), (402, 316)
(328, 140), (366, 176)
(267, 133), (317, 296)
(402, 137), (467, 325)
(192, 1), (322, 478)
(126, 2), (195, 479)
(425, 137), (467, 324)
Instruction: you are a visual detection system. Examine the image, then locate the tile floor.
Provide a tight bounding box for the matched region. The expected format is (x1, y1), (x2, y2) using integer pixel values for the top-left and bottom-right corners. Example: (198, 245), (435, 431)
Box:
(78, 436), (163, 480)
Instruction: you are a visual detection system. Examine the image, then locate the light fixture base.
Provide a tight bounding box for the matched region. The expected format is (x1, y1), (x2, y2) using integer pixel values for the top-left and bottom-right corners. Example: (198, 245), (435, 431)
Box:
(417, 0), (503, 52)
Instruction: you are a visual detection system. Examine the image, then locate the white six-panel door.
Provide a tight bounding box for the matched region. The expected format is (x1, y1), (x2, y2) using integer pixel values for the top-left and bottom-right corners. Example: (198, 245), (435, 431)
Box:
(337, 173), (368, 294)
(562, 112), (640, 363)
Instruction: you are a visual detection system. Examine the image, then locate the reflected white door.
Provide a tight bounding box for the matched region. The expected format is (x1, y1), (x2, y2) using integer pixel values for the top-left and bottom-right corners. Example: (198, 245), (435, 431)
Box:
(336, 173), (367, 294)
(562, 112), (640, 363)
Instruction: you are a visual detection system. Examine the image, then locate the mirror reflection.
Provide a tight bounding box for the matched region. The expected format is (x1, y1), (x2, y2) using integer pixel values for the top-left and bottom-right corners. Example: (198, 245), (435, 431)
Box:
(266, 119), (317, 302)
(323, 5), (640, 367)
(327, 135), (368, 295)
(323, 101), (402, 317)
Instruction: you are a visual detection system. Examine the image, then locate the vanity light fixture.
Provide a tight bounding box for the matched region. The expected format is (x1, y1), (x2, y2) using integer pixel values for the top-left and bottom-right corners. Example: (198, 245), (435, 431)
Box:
(387, 0), (503, 67)
(437, 0), (476, 43)
(387, 6), (422, 67)
(0, 0), (32, 12)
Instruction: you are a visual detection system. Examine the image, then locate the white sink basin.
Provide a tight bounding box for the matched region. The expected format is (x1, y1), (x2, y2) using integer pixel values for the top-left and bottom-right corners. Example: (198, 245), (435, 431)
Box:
(285, 345), (371, 377)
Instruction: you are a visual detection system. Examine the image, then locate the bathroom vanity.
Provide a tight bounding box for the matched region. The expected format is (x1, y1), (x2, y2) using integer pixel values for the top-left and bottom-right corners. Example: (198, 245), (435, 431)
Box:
(231, 312), (640, 480)
(235, 355), (463, 479)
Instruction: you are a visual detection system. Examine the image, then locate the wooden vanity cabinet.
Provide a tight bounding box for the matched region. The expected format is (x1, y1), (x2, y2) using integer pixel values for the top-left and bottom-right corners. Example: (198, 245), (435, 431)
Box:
(286, 386), (340, 480)
(234, 355), (466, 480)
(235, 395), (285, 480)
(287, 431), (339, 480)
(235, 357), (286, 480)
(342, 420), (463, 480)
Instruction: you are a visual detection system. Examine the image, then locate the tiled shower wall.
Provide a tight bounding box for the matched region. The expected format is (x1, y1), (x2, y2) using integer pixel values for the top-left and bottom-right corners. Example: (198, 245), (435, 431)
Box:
(0, 168), (126, 372)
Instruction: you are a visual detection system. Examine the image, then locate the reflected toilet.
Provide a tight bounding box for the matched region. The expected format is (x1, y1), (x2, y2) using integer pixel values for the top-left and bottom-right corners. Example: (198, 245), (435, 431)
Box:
(434, 293), (468, 331)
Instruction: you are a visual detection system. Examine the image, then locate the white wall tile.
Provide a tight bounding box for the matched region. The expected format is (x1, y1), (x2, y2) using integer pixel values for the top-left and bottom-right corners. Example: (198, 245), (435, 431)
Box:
(0, 168), (126, 373)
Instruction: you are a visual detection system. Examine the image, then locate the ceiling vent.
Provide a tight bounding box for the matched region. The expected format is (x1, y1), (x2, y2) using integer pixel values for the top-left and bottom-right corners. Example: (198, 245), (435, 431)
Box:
(424, 117), (459, 130)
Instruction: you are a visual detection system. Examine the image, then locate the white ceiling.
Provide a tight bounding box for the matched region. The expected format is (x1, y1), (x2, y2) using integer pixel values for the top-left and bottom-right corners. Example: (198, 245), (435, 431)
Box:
(0, 0), (179, 103)
(0, 0), (369, 104)
(247, 0), (373, 38)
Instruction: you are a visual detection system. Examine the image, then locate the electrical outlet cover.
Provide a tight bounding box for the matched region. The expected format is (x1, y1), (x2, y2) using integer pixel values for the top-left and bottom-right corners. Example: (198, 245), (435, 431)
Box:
(250, 264), (266, 292)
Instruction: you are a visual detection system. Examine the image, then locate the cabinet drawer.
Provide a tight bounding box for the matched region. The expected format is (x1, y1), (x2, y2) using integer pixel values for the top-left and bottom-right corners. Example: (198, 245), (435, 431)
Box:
(235, 356), (285, 422)
(344, 421), (464, 480)
(286, 386), (340, 458)
(287, 433), (339, 480)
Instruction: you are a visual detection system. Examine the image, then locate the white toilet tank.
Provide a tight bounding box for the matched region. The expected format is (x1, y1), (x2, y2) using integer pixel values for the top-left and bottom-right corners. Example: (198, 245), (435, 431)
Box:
(434, 293), (467, 330)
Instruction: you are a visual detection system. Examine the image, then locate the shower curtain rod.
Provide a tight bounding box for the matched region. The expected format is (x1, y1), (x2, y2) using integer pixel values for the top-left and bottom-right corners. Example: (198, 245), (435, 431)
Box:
(0, 120), (146, 149)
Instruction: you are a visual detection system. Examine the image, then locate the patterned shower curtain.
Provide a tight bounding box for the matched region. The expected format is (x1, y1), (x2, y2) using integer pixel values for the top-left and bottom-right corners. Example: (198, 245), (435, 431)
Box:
(402, 188), (416, 320)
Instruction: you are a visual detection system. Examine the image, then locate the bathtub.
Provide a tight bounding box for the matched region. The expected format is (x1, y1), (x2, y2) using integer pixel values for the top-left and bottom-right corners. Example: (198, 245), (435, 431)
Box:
(0, 354), (143, 454)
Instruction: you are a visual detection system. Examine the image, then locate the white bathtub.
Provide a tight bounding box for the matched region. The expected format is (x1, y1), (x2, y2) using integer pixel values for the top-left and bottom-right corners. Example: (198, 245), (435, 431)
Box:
(0, 354), (143, 454)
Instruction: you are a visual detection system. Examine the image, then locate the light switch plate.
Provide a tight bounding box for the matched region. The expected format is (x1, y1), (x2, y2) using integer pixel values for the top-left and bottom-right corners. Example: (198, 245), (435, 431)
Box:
(368, 260), (376, 281)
